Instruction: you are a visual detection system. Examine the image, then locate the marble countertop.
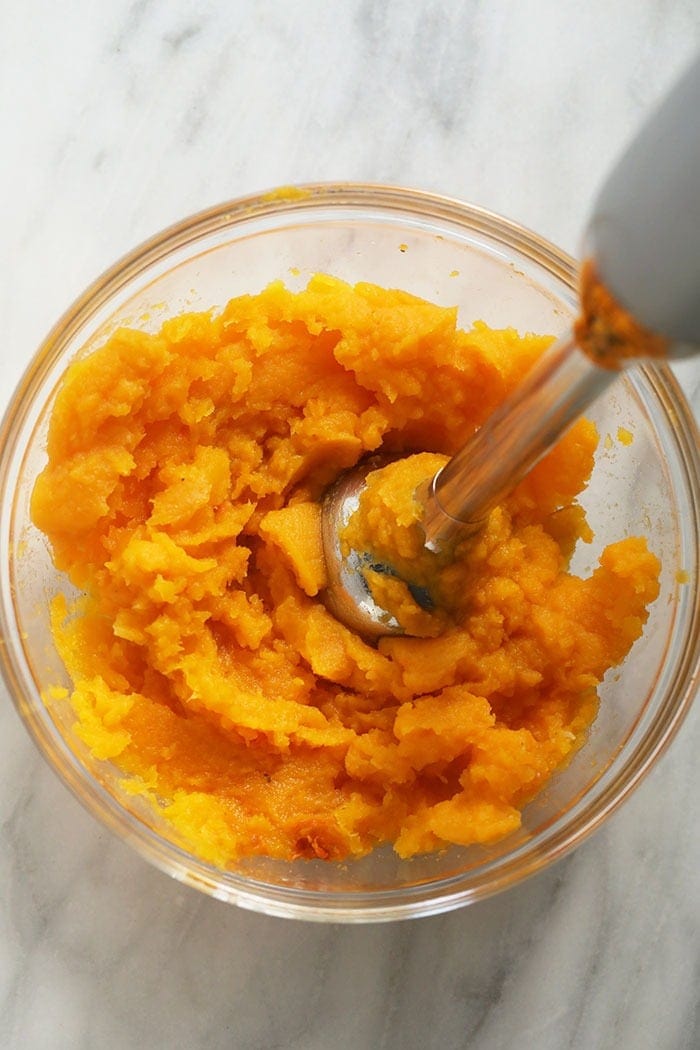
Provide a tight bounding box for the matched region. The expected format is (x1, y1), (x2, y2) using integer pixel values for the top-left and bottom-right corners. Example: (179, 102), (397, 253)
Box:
(1, 2), (698, 1048)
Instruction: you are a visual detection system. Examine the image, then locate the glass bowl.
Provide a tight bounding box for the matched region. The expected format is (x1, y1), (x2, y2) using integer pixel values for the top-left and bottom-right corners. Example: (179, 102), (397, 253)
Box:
(1, 184), (698, 922)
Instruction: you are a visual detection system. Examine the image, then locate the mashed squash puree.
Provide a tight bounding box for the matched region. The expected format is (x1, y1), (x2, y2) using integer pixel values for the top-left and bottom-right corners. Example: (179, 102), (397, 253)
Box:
(31, 276), (660, 864)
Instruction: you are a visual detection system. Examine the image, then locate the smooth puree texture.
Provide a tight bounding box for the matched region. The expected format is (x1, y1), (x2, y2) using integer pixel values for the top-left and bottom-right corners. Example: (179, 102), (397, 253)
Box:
(31, 276), (660, 864)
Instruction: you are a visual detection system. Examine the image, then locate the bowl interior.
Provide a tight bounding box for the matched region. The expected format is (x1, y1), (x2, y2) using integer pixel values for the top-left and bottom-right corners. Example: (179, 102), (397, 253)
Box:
(1, 188), (697, 918)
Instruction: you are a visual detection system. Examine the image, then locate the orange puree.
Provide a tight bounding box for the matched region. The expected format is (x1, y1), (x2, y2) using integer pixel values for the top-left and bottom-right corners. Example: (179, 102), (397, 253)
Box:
(575, 259), (669, 367)
(31, 276), (660, 865)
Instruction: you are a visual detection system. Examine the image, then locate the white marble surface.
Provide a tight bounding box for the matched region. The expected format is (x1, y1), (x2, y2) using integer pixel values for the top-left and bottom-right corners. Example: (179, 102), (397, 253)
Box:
(1, 2), (699, 1047)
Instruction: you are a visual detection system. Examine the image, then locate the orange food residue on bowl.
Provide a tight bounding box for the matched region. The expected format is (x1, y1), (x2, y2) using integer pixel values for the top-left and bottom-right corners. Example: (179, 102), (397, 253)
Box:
(30, 276), (660, 866)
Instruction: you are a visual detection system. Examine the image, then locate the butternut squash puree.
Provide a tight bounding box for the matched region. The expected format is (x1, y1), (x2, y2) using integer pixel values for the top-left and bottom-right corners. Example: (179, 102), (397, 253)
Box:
(341, 453), (456, 637)
(31, 276), (660, 865)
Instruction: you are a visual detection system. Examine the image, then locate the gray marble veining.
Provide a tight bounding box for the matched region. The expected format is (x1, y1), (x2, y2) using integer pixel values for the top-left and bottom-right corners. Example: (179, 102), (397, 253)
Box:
(1, 2), (698, 1048)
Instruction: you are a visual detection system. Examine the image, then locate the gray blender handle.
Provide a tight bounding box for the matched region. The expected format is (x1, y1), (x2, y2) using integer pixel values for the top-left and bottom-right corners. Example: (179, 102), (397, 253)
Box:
(420, 57), (700, 551)
(585, 55), (700, 355)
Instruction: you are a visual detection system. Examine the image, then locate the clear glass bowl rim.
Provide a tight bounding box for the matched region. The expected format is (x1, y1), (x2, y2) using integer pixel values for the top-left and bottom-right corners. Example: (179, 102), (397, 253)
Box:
(0, 182), (698, 922)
